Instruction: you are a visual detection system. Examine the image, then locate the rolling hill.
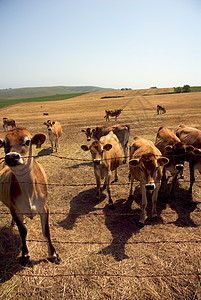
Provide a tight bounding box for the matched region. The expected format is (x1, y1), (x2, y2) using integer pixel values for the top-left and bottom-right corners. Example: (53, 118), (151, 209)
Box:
(0, 86), (116, 100)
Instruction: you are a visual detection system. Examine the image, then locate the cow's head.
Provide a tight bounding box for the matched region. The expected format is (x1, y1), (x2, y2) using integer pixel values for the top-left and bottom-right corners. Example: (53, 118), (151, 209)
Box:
(0, 127), (46, 169)
(81, 128), (93, 141)
(165, 142), (194, 170)
(44, 120), (55, 131)
(81, 141), (112, 165)
(129, 154), (169, 190)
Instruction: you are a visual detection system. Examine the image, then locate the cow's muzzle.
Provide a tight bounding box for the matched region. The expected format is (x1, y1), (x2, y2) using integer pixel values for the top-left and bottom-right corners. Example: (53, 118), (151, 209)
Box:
(93, 159), (101, 166)
(145, 184), (155, 191)
(5, 152), (24, 166)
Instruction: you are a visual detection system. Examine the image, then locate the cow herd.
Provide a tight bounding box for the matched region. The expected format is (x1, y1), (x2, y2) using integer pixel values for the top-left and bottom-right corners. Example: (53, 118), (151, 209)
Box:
(0, 119), (201, 266)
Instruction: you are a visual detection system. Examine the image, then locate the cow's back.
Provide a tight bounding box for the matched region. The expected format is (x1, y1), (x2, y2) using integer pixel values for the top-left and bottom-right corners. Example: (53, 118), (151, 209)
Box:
(53, 122), (62, 137)
(130, 136), (161, 158)
(176, 125), (201, 149)
(100, 132), (123, 168)
(155, 127), (180, 154)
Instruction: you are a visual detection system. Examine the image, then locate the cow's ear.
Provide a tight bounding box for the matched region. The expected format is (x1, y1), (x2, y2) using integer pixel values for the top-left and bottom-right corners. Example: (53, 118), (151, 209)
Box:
(81, 145), (89, 151)
(81, 129), (86, 132)
(31, 134), (46, 148)
(0, 139), (4, 148)
(129, 158), (140, 167)
(157, 157), (169, 166)
(52, 121), (55, 125)
(103, 144), (112, 151)
(165, 145), (173, 153)
(186, 145), (194, 153)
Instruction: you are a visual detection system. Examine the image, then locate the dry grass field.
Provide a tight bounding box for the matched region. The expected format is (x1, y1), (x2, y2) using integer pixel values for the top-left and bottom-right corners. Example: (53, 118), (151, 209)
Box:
(0, 89), (201, 299)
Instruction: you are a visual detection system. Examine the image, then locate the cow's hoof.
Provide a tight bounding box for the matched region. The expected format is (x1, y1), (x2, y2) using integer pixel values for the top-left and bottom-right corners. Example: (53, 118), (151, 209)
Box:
(20, 256), (30, 267)
(108, 203), (115, 210)
(138, 222), (144, 228)
(151, 216), (158, 222)
(48, 254), (61, 265)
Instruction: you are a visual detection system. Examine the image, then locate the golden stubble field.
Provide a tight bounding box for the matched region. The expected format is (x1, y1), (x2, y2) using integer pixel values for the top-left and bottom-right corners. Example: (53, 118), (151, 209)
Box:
(0, 89), (201, 299)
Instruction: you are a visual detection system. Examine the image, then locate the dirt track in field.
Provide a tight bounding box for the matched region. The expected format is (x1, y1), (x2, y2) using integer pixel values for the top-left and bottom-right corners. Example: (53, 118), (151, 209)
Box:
(0, 89), (201, 299)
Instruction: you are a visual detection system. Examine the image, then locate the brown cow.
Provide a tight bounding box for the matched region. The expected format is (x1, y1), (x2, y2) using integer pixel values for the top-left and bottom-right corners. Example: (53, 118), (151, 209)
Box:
(44, 120), (62, 152)
(104, 109), (122, 121)
(81, 131), (123, 207)
(176, 124), (201, 195)
(157, 105), (166, 115)
(155, 126), (193, 194)
(3, 117), (16, 131)
(81, 124), (130, 163)
(129, 136), (169, 225)
(0, 127), (60, 265)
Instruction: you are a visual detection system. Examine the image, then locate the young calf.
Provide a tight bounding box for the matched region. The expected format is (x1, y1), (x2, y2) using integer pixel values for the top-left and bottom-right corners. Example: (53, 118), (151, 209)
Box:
(129, 136), (169, 225)
(81, 131), (123, 207)
(44, 120), (62, 152)
(0, 127), (60, 266)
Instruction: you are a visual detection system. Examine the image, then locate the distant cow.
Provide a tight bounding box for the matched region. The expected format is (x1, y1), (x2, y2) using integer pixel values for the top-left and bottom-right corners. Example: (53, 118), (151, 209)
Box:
(176, 124), (201, 195)
(81, 131), (123, 207)
(157, 105), (166, 115)
(3, 118), (16, 131)
(104, 109), (122, 121)
(155, 126), (193, 194)
(81, 124), (130, 163)
(0, 127), (60, 265)
(44, 120), (62, 152)
(129, 136), (169, 225)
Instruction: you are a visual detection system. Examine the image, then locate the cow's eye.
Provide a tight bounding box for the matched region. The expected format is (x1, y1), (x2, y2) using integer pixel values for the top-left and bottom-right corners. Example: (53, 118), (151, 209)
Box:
(25, 140), (31, 146)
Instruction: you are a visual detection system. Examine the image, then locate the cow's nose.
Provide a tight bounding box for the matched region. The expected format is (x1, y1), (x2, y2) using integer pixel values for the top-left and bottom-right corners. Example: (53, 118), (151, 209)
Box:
(145, 184), (155, 191)
(87, 138), (91, 141)
(93, 159), (101, 166)
(5, 153), (21, 166)
(176, 164), (184, 171)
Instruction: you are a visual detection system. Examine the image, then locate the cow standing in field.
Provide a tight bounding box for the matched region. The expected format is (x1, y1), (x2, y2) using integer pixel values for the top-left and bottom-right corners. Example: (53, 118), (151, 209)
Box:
(3, 118), (16, 131)
(104, 109), (122, 121)
(176, 124), (201, 196)
(0, 127), (60, 266)
(155, 126), (193, 194)
(44, 120), (62, 152)
(129, 136), (169, 225)
(81, 131), (123, 207)
(81, 124), (130, 163)
(157, 105), (166, 115)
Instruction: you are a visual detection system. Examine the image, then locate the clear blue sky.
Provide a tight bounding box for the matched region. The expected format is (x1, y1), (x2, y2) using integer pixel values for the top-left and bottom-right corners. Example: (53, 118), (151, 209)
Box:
(0, 0), (201, 90)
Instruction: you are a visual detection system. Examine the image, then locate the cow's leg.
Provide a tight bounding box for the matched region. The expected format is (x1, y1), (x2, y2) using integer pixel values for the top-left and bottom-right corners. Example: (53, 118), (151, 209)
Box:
(55, 138), (58, 152)
(40, 206), (61, 264)
(170, 170), (180, 195)
(95, 176), (101, 199)
(140, 185), (147, 225)
(11, 212), (30, 266)
(188, 163), (195, 196)
(151, 184), (160, 220)
(113, 169), (118, 182)
(123, 145), (128, 164)
(129, 174), (134, 198)
(106, 171), (113, 207)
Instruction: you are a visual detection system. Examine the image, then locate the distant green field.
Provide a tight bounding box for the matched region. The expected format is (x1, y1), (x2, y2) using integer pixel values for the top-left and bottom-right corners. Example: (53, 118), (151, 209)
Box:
(190, 86), (201, 92)
(0, 93), (86, 109)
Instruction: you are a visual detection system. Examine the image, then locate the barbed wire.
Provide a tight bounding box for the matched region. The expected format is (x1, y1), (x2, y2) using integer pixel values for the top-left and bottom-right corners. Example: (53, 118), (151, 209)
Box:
(0, 269), (200, 279)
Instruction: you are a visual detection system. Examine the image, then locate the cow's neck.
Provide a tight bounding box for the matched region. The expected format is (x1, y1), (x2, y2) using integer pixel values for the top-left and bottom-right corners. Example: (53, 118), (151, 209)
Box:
(10, 147), (35, 193)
